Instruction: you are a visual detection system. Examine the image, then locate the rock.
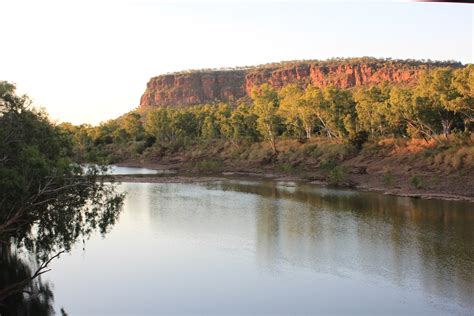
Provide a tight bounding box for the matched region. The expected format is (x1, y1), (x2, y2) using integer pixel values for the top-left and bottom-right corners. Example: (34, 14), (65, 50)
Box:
(349, 166), (368, 174)
(139, 59), (461, 108)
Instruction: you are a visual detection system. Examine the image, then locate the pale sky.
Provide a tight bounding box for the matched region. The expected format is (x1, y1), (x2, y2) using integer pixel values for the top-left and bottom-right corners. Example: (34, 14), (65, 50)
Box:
(1, 0), (472, 125)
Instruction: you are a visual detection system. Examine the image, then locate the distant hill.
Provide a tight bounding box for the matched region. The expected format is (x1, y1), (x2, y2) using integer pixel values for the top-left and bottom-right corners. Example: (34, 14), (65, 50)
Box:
(140, 57), (462, 108)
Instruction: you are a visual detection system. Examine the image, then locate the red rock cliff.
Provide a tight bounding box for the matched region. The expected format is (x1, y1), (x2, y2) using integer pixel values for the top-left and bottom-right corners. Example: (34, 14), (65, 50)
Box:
(140, 59), (460, 108)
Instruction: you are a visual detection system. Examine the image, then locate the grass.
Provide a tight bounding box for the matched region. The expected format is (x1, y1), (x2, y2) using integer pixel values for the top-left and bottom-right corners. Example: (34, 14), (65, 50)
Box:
(276, 163), (295, 173)
(193, 159), (223, 170)
(382, 169), (393, 186)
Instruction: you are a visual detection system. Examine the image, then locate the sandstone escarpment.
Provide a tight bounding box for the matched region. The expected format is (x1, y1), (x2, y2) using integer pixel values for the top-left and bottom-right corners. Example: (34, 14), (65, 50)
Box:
(140, 58), (461, 108)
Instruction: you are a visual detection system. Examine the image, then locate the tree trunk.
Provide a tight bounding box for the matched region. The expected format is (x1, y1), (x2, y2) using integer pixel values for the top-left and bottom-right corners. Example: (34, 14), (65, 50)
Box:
(266, 125), (278, 155)
(269, 137), (277, 155)
(442, 119), (453, 141)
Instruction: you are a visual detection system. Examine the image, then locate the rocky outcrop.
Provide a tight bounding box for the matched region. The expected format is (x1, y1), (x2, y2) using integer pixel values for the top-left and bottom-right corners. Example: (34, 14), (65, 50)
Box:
(140, 59), (460, 108)
(140, 71), (247, 107)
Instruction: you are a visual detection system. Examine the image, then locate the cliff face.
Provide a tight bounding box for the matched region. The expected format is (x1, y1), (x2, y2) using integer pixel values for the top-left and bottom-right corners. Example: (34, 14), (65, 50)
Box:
(139, 60), (457, 108)
(140, 71), (247, 107)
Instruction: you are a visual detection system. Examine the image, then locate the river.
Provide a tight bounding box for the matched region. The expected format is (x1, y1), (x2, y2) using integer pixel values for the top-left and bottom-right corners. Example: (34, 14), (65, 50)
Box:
(43, 168), (474, 315)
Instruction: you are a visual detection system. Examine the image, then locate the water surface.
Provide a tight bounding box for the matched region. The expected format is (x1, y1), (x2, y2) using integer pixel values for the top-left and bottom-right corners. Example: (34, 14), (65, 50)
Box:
(107, 165), (161, 175)
(44, 176), (474, 315)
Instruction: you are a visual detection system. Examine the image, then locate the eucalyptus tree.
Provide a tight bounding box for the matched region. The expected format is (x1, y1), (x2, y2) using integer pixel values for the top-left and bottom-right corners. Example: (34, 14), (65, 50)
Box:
(229, 103), (259, 141)
(321, 86), (357, 138)
(251, 84), (280, 154)
(453, 65), (474, 129)
(0, 81), (124, 307)
(415, 68), (462, 140)
(279, 84), (322, 139)
(122, 112), (144, 141)
(354, 84), (393, 136)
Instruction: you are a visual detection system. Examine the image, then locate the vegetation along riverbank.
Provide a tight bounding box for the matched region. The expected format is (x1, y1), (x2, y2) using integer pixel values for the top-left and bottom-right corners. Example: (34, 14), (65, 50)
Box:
(61, 59), (473, 201)
(1, 57), (473, 312)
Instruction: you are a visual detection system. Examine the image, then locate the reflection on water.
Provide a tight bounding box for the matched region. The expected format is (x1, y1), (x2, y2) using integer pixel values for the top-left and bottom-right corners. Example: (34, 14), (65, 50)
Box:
(44, 179), (474, 315)
(217, 181), (474, 307)
(108, 165), (162, 175)
(0, 246), (54, 316)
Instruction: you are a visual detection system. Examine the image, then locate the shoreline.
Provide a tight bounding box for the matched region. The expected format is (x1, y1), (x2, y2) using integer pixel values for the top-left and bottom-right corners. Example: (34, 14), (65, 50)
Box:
(110, 162), (474, 203)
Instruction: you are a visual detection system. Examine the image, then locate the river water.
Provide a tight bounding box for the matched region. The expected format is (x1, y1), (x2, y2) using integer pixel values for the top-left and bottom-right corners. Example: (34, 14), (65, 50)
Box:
(44, 171), (474, 315)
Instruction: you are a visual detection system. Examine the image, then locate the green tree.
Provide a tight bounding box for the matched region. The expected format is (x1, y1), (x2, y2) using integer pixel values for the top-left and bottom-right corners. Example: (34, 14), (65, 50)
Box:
(321, 86), (357, 138)
(279, 84), (320, 139)
(145, 108), (178, 144)
(355, 84), (393, 136)
(0, 81), (124, 305)
(251, 84), (280, 154)
(230, 103), (259, 141)
(415, 68), (463, 140)
(389, 86), (442, 142)
(172, 110), (199, 139)
(122, 112), (144, 140)
(453, 65), (474, 130)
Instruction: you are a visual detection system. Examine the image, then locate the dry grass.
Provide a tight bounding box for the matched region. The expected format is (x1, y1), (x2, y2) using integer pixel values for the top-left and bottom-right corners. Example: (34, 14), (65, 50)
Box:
(432, 146), (474, 171)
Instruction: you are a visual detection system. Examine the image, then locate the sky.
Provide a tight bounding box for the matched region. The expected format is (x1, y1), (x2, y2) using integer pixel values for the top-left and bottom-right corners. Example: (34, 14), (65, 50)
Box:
(1, 0), (472, 125)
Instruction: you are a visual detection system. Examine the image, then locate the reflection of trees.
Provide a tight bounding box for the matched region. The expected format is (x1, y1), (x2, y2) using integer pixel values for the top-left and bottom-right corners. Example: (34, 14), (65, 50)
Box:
(0, 176), (124, 309)
(210, 180), (474, 307)
(0, 82), (125, 311)
(0, 179), (123, 313)
(0, 245), (54, 316)
(255, 185), (281, 270)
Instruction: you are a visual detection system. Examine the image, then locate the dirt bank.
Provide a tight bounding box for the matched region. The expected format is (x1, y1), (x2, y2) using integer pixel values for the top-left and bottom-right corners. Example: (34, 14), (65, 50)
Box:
(111, 161), (474, 203)
(108, 137), (474, 202)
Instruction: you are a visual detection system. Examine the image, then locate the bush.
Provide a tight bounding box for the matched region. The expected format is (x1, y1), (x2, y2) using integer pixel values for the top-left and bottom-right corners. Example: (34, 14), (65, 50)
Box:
(144, 136), (156, 148)
(303, 144), (320, 157)
(410, 175), (423, 189)
(328, 165), (348, 185)
(382, 169), (393, 186)
(348, 131), (369, 150)
(452, 130), (472, 146)
(319, 159), (338, 173)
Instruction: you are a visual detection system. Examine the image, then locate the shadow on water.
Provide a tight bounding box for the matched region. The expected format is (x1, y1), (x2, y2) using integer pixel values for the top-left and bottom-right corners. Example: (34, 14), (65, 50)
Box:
(0, 246), (54, 316)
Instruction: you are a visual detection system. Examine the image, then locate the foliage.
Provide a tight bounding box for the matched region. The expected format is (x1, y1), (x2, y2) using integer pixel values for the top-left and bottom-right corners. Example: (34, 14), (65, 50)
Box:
(328, 165), (348, 185)
(0, 81), (124, 306)
(355, 84), (393, 136)
(382, 169), (394, 186)
(410, 175), (423, 189)
(165, 57), (462, 76)
(348, 131), (369, 150)
(279, 84), (320, 139)
(61, 65), (473, 166)
(193, 159), (223, 170)
(251, 84), (281, 154)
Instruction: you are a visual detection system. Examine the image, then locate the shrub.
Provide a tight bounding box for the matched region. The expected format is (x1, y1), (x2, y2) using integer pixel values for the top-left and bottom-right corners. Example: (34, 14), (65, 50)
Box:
(328, 165), (348, 185)
(431, 175), (440, 186)
(410, 175), (423, 189)
(319, 159), (338, 173)
(348, 131), (369, 150)
(451, 130), (472, 146)
(303, 144), (320, 157)
(382, 169), (393, 186)
(144, 136), (156, 148)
